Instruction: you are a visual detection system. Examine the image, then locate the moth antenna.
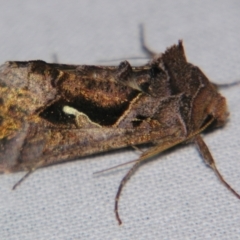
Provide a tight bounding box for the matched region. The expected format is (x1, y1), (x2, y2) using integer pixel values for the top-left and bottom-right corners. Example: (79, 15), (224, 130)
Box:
(215, 80), (240, 89)
(195, 135), (240, 199)
(115, 160), (141, 225)
(12, 160), (44, 190)
(94, 145), (144, 175)
(93, 158), (138, 175)
(99, 24), (158, 64)
(51, 53), (59, 63)
(139, 24), (156, 58)
(98, 56), (148, 64)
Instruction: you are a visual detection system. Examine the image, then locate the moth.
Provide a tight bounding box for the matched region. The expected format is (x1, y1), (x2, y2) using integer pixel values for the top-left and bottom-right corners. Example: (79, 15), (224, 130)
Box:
(0, 28), (239, 225)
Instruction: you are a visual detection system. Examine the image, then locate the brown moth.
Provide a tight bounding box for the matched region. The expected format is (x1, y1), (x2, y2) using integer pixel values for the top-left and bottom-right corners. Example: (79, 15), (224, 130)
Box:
(0, 28), (239, 225)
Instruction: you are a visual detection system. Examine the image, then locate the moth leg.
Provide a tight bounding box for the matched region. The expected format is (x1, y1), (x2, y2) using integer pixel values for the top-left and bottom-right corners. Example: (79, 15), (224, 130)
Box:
(194, 135), (240, 199)
(12, 160), (45, 190)
(12, 170), (33, 190)
(131, 145), (144, 153)
(115, 160), (141, 225)
(115, 136), (186, 225)
(139, 24), (156, 58)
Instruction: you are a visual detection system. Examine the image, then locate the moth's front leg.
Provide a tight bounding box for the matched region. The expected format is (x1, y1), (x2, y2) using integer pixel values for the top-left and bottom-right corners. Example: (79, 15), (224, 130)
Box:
(194, 135), (240, 199)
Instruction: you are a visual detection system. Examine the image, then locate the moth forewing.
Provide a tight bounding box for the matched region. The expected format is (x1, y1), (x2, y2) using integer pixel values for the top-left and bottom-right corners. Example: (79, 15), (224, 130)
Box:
(0, 37), (239, 225)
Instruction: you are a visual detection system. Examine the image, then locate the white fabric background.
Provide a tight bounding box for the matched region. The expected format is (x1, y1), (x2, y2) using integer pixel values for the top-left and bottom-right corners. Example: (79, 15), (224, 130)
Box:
(0, 1), (240, 239)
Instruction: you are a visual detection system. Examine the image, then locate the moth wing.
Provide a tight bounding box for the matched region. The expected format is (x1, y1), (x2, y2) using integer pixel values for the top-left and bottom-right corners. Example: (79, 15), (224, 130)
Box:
(0, 121), (183, 173)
